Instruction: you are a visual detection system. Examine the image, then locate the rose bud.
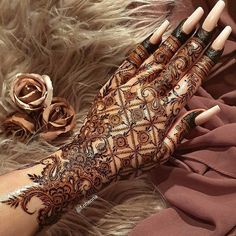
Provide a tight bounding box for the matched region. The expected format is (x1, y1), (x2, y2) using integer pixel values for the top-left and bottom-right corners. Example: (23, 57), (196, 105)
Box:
(9, 73), (53, 111)
(1, 112), (35, 142)
(40, 97), (76, 141)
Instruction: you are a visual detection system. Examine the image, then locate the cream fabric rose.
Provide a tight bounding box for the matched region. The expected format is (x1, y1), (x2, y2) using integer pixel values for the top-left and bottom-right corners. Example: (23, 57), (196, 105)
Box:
(9, 73), (53, 111)
(2, 112), (35, 141)
(40, 97), (76, 141)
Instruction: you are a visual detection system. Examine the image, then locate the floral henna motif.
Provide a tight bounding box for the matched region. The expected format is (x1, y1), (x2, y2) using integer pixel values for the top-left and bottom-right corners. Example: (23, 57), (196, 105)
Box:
(2, 78), (170, 230)
(2, 153), (81, 229)
(2, 146), (114, 230)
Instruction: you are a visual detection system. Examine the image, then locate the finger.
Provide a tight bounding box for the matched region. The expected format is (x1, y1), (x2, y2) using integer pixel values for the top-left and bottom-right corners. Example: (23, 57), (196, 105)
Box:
(152, 0), (225, 96)
(138, 7), (204, 74)
(159, 105), (220, 163)
(164, 26), (231, 121)
(125, 7), (204, 87)
(98, 21), (169, 99)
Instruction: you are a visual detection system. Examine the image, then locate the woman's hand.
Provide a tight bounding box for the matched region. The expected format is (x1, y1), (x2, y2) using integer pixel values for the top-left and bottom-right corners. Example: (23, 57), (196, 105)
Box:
(0, 1), (231, 235)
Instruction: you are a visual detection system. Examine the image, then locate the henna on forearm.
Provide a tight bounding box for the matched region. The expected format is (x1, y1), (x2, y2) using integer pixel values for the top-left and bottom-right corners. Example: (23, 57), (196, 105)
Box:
(1, 144), (113, 231)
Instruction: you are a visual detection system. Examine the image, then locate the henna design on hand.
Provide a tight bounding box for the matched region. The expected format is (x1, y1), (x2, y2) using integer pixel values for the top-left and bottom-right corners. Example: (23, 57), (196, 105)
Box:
(136, 20), (190, 85)
(1, 14), (227, 232)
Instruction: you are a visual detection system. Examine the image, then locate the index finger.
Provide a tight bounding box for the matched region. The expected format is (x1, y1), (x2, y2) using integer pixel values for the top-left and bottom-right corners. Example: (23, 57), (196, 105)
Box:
(98, 21), (169, 98)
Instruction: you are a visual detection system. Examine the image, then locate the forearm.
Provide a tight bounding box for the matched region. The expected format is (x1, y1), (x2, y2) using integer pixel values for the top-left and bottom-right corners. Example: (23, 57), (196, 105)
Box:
(0, 163), (45, 235)
(0, 145), (107, 235)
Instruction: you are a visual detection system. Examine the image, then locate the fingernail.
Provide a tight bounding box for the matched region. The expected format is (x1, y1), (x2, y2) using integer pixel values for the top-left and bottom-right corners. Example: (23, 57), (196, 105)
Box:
(149, 20), (170, 44)
(211, 26), (232, 50)
(195, 105), (220, 125)
(182, 7), (204, 34)
(202, 0), (225, 32)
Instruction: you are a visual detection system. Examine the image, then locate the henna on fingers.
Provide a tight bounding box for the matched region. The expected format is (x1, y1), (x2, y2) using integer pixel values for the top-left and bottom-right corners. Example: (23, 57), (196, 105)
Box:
(127, 19), (171, 66)
(151, 1), (225, 96)
(128, 8), (204, 87)
(161, 105), (221, 161)
(163, 25), (231, 128)
(98, 20), (169, 99)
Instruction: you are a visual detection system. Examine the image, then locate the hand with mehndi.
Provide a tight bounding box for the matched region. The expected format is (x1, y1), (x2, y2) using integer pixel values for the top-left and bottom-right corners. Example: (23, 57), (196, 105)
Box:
(0, 1), (232, 235)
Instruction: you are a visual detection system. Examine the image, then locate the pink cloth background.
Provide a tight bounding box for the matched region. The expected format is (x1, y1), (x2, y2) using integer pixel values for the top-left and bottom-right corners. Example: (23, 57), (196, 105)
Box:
(130, 0), (236, 235)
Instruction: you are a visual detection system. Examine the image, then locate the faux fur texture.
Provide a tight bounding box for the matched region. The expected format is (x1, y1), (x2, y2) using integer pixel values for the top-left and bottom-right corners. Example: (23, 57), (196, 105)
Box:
(0, 0), (174, 235)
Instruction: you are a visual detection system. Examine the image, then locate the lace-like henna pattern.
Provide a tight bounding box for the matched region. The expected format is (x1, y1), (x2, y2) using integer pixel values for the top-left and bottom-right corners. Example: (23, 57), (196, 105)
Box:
(1, 27), (222, 231)
(136, 20), (189, 85)
(152, 27), (214, 96)
(133, 36), (181, 86)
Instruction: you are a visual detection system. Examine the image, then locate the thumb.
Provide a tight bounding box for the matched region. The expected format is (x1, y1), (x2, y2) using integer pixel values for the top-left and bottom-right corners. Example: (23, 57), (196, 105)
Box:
(160, 105), (220, 163)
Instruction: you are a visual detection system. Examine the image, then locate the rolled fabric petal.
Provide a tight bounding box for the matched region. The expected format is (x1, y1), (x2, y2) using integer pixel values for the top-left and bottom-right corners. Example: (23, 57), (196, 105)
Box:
(1, 112), (35, 141)
(9, 73), (53, 111)
(40, 97), (76, 141)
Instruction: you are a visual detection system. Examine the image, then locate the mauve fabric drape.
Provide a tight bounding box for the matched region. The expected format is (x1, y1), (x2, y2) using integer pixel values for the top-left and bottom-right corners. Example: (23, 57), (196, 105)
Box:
(130, 0), (236, 235)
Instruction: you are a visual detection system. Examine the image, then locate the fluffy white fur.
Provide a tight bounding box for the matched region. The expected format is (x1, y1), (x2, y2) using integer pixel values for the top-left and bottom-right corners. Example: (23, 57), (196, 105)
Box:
(0, 0), (174, 235)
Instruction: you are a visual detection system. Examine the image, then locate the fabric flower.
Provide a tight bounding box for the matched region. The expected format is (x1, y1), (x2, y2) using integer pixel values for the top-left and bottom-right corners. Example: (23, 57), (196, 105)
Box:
(9, 73), (53, 111)
(40, 97), (76, 141)
(1, 112), (35, 141)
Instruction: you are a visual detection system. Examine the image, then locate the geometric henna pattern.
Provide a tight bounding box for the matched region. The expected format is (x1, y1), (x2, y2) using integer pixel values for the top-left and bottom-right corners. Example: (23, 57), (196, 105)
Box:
(1, 25), (221, 231)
